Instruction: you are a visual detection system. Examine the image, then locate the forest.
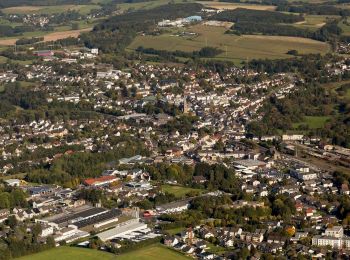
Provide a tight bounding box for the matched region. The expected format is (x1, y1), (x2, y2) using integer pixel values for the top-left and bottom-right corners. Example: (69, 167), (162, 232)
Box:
(232, 20), (342, 42)
(210, 8), (304, 24)
(232, 21), (312, 38)
(276, 3), (350, 16)
(136, 47), (223, 60)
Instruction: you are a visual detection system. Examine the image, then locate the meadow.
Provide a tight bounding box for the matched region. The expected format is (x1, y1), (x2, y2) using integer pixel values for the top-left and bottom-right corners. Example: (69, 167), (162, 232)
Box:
(198, 1), (276, 11)
(116, 0), (189, 12)
(19, 245), (190, 260)
(161, 184), (202, 198)
(292, 116), (331, 129)
(128, 24), (330, 64)
(117, 244), (190, 260)
(18, 247), (117, 260)
(293, 15), (339, 31)
(1, 4), (100, 15)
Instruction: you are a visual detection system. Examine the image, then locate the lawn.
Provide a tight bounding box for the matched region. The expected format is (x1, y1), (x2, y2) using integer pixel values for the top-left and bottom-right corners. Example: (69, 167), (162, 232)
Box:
(18, 247), (116, 260)
(293, 116), (330, 129)
(161, 184), (202, 198)
(206, 242), (227, 255)
(165, 227), (185, 235)
(128, 24), (330, 64)
(117, 244), (190, 260)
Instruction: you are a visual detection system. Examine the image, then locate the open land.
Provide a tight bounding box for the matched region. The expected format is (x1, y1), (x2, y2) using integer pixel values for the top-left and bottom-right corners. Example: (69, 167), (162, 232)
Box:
(18, 246), (116, 260)
(117, 244), (190, 260)
(161, 184), (202, 198)
(0, 28), (92, 46)
(198, 1), (276, 11)
(128, 24), (330, 64)
(1, 5), (100, 15)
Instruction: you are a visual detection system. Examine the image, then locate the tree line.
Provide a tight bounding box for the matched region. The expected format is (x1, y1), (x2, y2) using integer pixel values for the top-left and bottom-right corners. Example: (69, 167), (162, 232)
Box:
(136, 46), (223, 60)
(210, 8), (304, 24)
(231, 20), (342, 42)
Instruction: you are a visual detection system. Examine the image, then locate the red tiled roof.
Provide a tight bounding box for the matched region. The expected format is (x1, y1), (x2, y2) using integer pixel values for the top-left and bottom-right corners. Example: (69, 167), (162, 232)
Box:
(83, 176), (117, 186)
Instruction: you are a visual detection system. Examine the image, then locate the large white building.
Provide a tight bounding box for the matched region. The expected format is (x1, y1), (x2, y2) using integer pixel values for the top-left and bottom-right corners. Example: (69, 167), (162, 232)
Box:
(312, 226), (350, 249)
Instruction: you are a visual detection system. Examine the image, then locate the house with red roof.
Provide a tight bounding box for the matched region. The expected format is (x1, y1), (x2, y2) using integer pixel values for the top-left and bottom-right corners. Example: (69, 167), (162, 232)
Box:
(83, 176), (118, 187)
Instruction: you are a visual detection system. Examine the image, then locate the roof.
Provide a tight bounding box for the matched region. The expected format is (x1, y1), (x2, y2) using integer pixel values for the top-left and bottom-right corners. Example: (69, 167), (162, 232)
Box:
(83, 176), (117, 186)
(234, 159), (266, 168)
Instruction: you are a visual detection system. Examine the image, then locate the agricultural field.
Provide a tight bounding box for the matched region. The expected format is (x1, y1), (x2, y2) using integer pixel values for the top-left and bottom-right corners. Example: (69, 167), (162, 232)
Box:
(338, 19), (350, 36)
(128, 24), (330, 64)
(18, 247), (116, 260)
(293, 15), (339, 31)
(117, 0), (189, 12)
(292, 116), (331, 129)
(117, 244), (190, 260)
(1, 4), (100, 15)
(198, 1), (276, 11)
(0, 27), (92, 46)
(161, 184), (202, 198)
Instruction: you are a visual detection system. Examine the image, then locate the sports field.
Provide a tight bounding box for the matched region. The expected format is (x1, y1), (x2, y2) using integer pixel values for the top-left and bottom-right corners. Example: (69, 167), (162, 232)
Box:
(161, 184), (202, 198)
(18, 247), (116, 260)
(128, 24), (330, 64)
(1, 4), (100, 15)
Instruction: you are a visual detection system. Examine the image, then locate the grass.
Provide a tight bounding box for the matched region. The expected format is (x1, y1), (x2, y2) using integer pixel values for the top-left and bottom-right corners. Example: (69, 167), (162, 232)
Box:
(18, 247), (116, 260)
(128, 24), (330, 64)
(294, 15), (339, 31)
(117, 244), (190, 260)
(206, 243), (227, 255)
(2, 5), (100, 15)
(0, 56), (7, 64)
(292, 116), (330, 129)
(165, 227), (185, 235)
(198, 1), (276, 10)
(117, 0), (188, 12)
(345, 88), (350, 99)
(338, 19), (350, 36)
(0, 27), (92, 46)
(161, 184), (202, 198)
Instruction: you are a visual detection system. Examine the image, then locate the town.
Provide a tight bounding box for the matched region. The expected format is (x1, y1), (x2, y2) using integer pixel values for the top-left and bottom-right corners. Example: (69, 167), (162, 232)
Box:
(0, 39), (349, 260)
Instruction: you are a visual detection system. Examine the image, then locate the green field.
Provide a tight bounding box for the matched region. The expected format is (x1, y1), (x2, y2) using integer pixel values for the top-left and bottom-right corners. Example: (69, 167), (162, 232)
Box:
(165, 227), (185, 235)
(1, 5), (100, 15)
(294, 15), (339, 31)
(338, 19), (350, 36)
(161, 184), (202, 198)
(19, 247), (116, 260)
(128, 24), (330, 64)
(19, 245), (190, 260)
(117, 244), (190, 260)
(117, 0), (188, 12)
(293, 116), (330, 129)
